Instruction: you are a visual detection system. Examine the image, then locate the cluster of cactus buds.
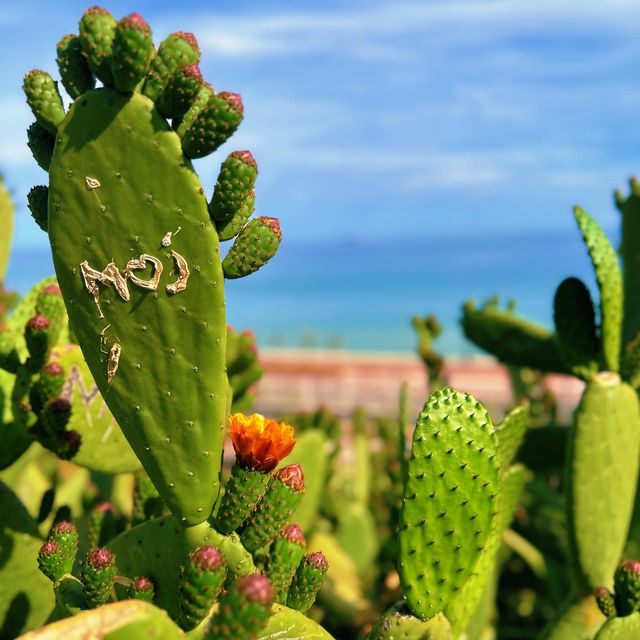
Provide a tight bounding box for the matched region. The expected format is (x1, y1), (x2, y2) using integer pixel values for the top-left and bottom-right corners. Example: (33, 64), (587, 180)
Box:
(0, 282), (82, 464)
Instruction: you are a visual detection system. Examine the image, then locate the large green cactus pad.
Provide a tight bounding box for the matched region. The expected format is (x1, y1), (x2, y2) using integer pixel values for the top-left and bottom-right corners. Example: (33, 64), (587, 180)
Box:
(47, 88), (228, 524)
(566, 372), (640, 591)
(399, 388), (499, 620)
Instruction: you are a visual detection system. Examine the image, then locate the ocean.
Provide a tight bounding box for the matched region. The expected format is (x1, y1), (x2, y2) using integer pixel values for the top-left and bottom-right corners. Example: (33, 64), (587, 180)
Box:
(5, 228), (609, 355)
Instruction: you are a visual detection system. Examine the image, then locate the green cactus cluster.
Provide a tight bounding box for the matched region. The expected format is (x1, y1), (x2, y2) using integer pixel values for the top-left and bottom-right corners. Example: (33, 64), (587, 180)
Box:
(3, 3), (640, 640)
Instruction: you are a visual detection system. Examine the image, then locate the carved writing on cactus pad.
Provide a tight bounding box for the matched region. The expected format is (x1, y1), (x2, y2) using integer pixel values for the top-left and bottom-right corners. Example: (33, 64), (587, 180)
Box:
(124, 254), (163, 291)
(166, 250), (190, 294)
(107, 342), (122, 384)
(80, 250), (190, 316)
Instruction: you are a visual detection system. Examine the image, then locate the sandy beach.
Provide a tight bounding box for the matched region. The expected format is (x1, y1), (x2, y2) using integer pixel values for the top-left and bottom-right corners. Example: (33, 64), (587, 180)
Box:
(253, 348), (584, 423)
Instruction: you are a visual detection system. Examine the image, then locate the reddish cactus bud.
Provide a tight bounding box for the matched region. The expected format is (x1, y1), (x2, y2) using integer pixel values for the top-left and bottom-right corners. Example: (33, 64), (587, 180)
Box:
(120, 12), (150, 31)
(87, 547), (114, 570)
(306, 551), (328, 572)
(43, 284), (61, 296)
(235, 573), (275, 607)
(256, 216), (282, 242)
(28, 315), (50, 331)
(231, 150), (257, 168)
(174, 31), (200, 56)
(190, 545), (225, 572)
(282, 524), (306, 547)
(275, 464), (305, 493)
(130, 576), (155, 602)
(43, 362), (63, 376)
(218, 91), (244, 115)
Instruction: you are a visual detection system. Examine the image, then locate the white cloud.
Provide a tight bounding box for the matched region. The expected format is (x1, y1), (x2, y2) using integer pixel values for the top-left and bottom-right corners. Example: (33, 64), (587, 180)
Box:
(156, 1), (640, 59)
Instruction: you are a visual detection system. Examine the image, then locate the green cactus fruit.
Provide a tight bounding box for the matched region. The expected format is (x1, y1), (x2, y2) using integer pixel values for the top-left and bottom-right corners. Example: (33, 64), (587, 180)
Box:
(222, 216), (282, 279)
(265, 524), (307, 604)
(206, 573), (275, 639)
(217, 191), (255, 242)
(49, 343), (141, 473)
(495, 403), (529, 472)
(88, 501), (118, 549)
(78, 6), (116, 86)
(47, 84), (229, 525)
(27, 122), (55, 172)
(462, 299), (567, 372)
(209, 151), (259, 223)
(178, 545), (227, 630)
(29, 361), (64, 414)
(616, 178), (640, 346)
(399, 387), (500, 620)
(444, 464), (525, 636)
(574, 206), (623, 372)
(241, 464), (306, 553)
(82, 547), (117, 608)
(111, 13), (154, 93)
(108, 515), (254, 619)
(367, 603), (453, 640)
(36, 284), (66, 333)
(156, 63), (203, 120)
(621, 332), (640, 389)
(23, 69), (65, 134)
(49, 520), (78, 573)
(174, 81), (213, 137)
(143, 31), (200, 102)
(594, 612), (640, 639)
(56, 34), (94, 100)
(132, 470), (164, 526)
(38, 397), (71, 437)
(227, 328), (257, 375)
(215, 463), (270, 534)
(596, 588), (617, 619)
(24, 315), (53, 372)
(566, 372), (640, 591)
(553, 277), (600, 379)
(38, 540), (67, 582)
(286, 551), (328, 613)
(128, 576), (155, 603)
(28, 187), (49, 235)
(613, 560), (640, 616)
(182, 91), (244, 159)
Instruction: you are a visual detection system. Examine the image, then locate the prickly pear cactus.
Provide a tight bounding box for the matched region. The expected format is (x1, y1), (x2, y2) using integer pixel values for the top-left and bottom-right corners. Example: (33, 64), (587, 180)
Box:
(23, 9), (280, 525)
(399, 388), (499, 620)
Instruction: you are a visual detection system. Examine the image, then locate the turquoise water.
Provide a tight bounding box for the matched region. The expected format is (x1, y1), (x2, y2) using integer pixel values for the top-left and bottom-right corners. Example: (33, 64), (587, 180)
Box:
(6, 229), (608, 354)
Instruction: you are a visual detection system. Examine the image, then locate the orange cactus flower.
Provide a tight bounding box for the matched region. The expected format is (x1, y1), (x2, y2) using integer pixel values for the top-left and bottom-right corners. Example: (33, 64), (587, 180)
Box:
(229, 413), (296, 472)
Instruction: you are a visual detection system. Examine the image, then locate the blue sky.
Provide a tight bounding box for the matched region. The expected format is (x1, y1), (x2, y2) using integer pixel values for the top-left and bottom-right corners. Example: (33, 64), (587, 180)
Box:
(4, 0), (640, 250)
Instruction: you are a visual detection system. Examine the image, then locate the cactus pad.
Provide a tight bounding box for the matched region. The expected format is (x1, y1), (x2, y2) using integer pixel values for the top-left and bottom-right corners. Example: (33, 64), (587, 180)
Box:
(47, 87), (228, 524)
(566, 372), (640, 591)
(399, 388), (499, 620)
(574, 206), (623, 372)
(553, 277), (599, 379)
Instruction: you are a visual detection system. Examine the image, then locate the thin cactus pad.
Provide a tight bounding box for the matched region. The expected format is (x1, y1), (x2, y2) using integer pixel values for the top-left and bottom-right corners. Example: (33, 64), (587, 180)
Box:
(399, 388), (499, 620)
(573, 206), (623, 372)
